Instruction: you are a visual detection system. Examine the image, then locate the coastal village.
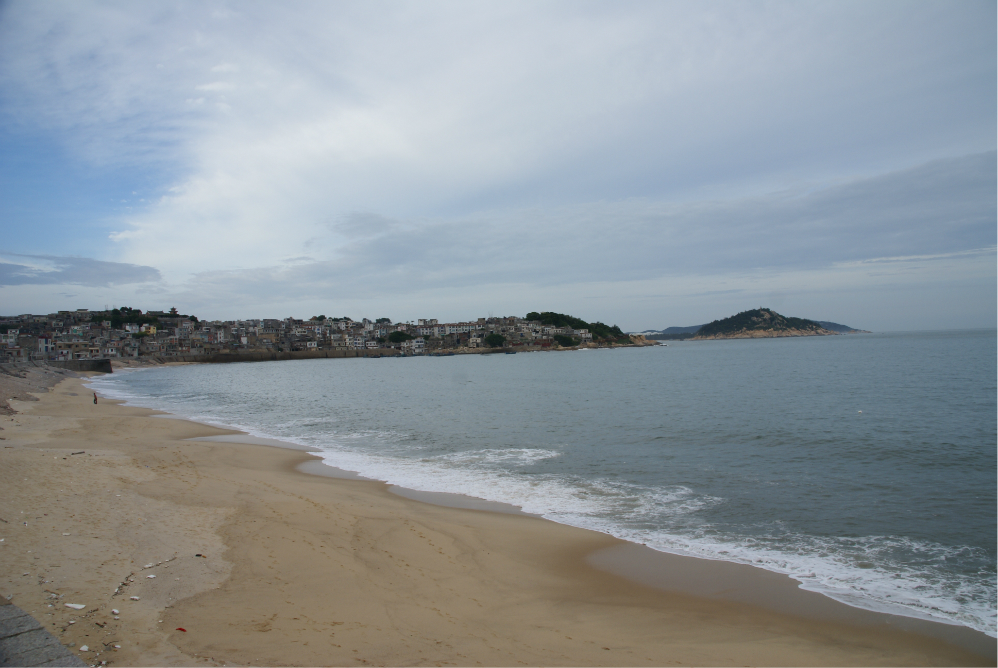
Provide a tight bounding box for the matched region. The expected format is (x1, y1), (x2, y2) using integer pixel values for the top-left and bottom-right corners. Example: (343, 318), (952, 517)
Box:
(0, 307), (652, 363)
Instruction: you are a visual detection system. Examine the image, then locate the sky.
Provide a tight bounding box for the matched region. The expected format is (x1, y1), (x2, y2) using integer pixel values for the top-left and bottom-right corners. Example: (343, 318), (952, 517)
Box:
(0, 1), (994, 331)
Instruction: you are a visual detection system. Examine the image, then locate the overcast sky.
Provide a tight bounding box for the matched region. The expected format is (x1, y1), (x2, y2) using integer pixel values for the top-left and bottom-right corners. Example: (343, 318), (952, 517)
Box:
(1, 1), (994, 331)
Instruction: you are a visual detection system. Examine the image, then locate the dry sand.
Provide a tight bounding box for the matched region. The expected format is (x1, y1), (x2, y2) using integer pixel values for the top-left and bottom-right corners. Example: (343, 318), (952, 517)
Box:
(0, 374), (991, 666)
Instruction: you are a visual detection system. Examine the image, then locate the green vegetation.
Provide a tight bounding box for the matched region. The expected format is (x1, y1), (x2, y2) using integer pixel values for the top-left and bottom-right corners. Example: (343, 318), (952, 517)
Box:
(525, 311), (628, 343)
(553, 334), (579, 347)
(484, 333), (506, 348)
(695, 308), (825, 338)
(375, 317), (391, 323)
(311, 315), (326, 321)
(388, 331), (414, 343)
(92, 307), (159, 328)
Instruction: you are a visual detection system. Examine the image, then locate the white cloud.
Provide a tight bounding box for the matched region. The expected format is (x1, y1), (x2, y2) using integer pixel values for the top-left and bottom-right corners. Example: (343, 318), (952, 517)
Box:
(0, 1), (994, 327)
(194, 82), (236, 92)
(0, 253), (161, 287)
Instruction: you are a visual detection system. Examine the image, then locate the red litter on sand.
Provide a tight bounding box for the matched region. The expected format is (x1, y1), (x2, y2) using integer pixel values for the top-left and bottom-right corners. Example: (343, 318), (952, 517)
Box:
(176, 628), (187, 632)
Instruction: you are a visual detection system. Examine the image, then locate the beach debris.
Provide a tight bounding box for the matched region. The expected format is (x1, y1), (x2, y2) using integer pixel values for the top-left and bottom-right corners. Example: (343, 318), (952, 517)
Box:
(71, 451), (85, 455)
(68, 621), (75, 625)
(111, 609), (119, 614)
(143, 563), (154, 568)
(65, 603), (86, 610)
(146, 574), (156, 578)
(79, 645), (88, 652)
(129, 596), (140, 600)
(62, 533), (70, 536)
(176, 628), (187, 632)
(114, 645), (121, 649)
(195, 553), (206, 558)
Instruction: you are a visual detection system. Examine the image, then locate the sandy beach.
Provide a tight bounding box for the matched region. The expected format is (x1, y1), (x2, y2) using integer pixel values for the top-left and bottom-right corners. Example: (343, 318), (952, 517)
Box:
(0, 372), (992, 666)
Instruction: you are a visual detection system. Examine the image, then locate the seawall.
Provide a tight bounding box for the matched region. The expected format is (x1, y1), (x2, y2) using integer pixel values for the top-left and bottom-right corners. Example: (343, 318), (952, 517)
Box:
(0, 359), (113, 374)
(149, 349), (402, 364)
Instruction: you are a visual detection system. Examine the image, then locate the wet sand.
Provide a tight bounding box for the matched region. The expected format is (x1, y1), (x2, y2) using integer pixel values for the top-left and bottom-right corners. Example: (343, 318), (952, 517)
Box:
(0, 375), (992, 666)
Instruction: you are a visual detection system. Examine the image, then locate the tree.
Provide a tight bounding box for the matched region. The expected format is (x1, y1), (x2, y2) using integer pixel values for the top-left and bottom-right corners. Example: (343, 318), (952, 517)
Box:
(388, 331), (414, 343)
(484, 333), (506, 348)
(553, 334), (578, 347)
(96, 307), (158, 329)
(375, 317), (391, 324)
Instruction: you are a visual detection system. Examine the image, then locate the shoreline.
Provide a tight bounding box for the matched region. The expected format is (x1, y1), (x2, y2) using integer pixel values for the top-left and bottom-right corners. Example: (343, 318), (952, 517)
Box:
(94, 361), (995, 646)
(195, 427), (996, 657)
(0, 375), (992, 665)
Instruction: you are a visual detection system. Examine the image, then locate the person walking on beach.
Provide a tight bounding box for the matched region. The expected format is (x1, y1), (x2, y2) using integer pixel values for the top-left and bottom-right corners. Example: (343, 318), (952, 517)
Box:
(93, 392), (97, 405)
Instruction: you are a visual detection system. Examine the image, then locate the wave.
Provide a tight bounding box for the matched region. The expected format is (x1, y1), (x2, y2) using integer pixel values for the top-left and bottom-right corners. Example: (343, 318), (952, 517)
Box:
(86, 370), (997, 637)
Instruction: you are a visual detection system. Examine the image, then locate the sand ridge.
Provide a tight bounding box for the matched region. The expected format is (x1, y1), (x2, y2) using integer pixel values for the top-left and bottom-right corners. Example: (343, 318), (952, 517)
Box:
(0, 375), (990, 666)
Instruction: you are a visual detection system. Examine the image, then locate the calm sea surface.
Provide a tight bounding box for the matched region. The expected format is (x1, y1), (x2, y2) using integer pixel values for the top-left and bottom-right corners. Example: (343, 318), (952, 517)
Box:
(90, 330), (997, 636)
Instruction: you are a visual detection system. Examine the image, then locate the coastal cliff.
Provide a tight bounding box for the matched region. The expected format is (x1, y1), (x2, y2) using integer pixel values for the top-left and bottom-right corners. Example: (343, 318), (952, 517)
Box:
(692, 308), (836, 340)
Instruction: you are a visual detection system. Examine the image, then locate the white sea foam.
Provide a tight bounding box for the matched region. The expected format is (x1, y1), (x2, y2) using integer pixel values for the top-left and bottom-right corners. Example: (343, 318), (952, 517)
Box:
(312, 439), (996, 637)
(434, 448), (561, 466)
(86, 366), (997, 638)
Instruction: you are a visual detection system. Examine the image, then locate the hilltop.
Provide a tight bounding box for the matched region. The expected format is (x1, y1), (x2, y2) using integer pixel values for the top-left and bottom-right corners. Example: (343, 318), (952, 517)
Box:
(692, 308), (836, 340)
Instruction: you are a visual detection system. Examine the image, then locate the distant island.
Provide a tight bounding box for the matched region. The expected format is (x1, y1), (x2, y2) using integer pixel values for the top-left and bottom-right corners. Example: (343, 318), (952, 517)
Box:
(641, 309), (869, 340)
(693, 308), (834, 339)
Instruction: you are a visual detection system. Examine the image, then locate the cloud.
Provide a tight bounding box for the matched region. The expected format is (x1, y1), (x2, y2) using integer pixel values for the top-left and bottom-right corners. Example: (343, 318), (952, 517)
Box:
(194, 82), (236, 92)
(151, 153), (994, 319)
(0, 2), (993, 328)
(3, 2), (994, 212)
(0, 253), (161, 287)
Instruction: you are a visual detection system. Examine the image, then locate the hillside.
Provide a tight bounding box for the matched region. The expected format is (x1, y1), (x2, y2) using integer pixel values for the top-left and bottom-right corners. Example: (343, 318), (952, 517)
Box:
(525, 311), (632, 344)
(693, 308), (836, 340)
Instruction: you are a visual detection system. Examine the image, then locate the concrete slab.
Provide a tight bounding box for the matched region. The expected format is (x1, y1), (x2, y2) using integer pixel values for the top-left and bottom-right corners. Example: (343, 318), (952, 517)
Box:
(0, 605), (85, 668)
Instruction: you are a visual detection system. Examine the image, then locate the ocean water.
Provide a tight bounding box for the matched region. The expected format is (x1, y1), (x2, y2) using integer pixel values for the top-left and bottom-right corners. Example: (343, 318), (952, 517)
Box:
(89, 330), (997, 636)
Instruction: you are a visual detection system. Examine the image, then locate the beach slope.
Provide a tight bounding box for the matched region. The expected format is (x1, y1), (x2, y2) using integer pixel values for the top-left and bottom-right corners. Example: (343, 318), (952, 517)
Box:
(0, 376), (990, 666)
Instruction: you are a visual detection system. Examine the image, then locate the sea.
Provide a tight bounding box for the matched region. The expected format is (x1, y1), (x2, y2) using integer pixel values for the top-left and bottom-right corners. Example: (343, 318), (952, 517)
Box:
(88, 329), (997, 637)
